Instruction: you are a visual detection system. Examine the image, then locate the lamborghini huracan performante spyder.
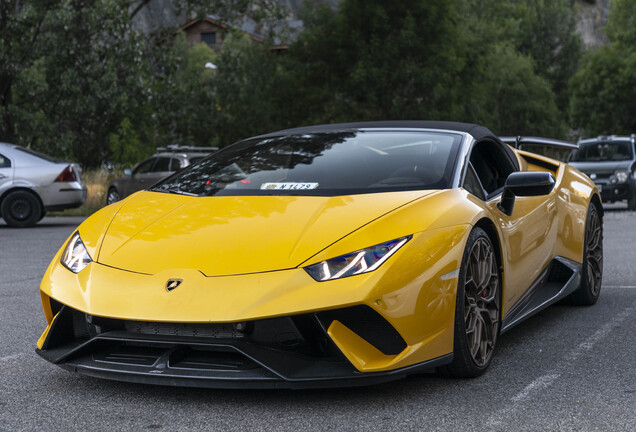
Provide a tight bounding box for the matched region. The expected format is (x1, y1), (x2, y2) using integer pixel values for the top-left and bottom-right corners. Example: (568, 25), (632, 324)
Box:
(36, 121), (603, 389)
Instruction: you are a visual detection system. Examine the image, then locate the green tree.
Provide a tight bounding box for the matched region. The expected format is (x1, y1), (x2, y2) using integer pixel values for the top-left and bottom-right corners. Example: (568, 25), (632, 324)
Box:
(1, 0), (288, 167)
(472, 44), (566, 137)
(26, 0), (149, 167)
(569, 0), (636, 136)
(513, 0), (581, 112)
(288, 0), (469, 123)
(0, 0), (62, 144)
(148, 34), (219, 149)
(605, 0), (636, 48)
(213, 33), (288, 144)
(570, 48), (636, 135)
(460, 0), (581, 116)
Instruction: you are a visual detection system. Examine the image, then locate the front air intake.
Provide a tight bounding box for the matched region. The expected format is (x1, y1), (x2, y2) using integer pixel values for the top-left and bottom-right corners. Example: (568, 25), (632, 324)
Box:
(317, 305), (407, 355)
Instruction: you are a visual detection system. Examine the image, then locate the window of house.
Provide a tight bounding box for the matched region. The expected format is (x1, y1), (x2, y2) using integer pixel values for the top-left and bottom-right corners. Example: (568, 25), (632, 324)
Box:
(201, 32), (217, 45)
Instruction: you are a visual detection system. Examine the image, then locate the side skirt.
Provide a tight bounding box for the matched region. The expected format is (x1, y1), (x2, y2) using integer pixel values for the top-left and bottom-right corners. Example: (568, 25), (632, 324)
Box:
(501, 257), (582, 333)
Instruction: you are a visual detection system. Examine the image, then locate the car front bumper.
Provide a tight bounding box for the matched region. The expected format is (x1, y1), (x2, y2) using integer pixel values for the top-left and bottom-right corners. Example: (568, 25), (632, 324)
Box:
(35, 301), (452, 389)
(596, 181), (634, 202)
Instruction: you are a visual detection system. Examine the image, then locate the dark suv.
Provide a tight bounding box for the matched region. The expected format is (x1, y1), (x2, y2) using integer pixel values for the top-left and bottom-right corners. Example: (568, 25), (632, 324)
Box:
(569, 135), (636, 210)
(106, 145), (217, 205)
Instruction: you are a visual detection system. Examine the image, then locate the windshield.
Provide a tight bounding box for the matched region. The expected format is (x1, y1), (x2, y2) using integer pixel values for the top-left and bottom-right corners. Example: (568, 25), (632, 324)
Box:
(570, 140), (633, 162)
(152, 131), (462, 197)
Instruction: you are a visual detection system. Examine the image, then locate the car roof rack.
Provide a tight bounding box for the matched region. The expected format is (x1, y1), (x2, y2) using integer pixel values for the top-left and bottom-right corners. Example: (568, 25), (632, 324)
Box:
(577, 134), (634, 144)
(156, 144), (219, 153)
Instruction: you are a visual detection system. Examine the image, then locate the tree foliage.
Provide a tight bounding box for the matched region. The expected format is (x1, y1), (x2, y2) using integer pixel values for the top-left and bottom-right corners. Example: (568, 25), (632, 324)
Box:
(569, 0), (636, 136)
(0, 0), (592, 167)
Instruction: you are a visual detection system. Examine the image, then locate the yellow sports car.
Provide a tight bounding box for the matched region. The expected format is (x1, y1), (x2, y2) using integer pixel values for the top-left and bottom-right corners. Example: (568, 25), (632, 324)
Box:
(36, 121), (603, 388)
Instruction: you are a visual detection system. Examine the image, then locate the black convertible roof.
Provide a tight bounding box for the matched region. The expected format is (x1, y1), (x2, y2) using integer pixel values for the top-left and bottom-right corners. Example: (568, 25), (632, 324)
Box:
(257, 121), (497, 141)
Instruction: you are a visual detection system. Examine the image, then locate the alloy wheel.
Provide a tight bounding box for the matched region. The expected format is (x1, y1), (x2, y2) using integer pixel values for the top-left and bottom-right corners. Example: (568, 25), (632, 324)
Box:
(585, 207), (603, 297)
(463, 237), (500, 367)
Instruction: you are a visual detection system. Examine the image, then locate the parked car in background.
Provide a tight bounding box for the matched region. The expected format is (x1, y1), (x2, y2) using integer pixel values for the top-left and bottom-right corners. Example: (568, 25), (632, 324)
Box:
(106, 145), (218, 205)
(569, 135), (636, 210)
(0, 142), (86, 227)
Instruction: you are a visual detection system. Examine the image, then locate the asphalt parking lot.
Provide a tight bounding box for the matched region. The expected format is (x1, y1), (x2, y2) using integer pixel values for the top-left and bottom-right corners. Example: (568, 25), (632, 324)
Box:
(0, 208), (634, 432)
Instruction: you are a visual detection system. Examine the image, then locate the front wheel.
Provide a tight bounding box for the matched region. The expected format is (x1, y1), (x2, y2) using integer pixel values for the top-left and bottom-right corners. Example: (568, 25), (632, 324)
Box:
(568, 203), (603, 305)
(628, 194), (636, 211)
(106, 187), (121, 205)
(438, 227), (500, 378)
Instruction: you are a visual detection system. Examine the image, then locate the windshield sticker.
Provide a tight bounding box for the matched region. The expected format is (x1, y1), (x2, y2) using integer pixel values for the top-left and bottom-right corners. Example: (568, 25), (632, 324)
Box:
(261, 182), (319, 190)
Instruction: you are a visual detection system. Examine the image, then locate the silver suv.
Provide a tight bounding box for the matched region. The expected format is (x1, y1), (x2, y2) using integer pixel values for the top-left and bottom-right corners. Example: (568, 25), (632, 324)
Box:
(106, 145), (217, 205)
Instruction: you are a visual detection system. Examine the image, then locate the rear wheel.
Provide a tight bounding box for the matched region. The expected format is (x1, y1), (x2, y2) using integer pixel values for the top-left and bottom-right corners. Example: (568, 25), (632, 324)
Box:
(0, 190), (42, 228)
(568, 203), (603, 305)
(438, 227), (500, 378)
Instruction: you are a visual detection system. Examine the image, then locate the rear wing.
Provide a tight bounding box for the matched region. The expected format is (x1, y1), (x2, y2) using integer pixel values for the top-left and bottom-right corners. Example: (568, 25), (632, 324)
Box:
(500, 136), (578, 162)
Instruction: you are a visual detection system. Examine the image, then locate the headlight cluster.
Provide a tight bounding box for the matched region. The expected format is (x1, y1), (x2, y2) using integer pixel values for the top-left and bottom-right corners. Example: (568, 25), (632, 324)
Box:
(304, 236), (411, 282)
(611, 170), (630, 184)
(61, 232), (93, 273)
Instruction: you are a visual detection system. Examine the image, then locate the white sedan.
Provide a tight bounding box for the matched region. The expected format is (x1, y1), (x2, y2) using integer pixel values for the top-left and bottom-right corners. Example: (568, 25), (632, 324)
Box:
(0, 143), (86, 227)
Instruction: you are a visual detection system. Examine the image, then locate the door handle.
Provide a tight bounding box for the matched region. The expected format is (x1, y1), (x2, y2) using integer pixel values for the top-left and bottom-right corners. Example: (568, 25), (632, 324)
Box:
(0, 174), (6, 179)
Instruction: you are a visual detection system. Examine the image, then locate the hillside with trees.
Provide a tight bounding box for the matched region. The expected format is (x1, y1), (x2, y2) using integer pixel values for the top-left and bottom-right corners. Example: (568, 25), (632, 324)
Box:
(0, 0), (632, 168)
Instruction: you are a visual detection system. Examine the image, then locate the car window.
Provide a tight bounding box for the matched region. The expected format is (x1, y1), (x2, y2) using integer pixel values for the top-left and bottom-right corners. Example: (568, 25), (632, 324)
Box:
(169, 158), (182, 171)
(469, 140), (517, 198)
(463, 163), (486, 200)
(133, 158), (156, 175)
(0, 153), (10, 168)
(153, 157), (172, 172)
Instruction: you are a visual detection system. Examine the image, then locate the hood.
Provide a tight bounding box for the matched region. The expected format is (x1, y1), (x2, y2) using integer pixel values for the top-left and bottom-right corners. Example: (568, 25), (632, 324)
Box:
(569, 160), (633, 175)
(96, 190), (434, 276)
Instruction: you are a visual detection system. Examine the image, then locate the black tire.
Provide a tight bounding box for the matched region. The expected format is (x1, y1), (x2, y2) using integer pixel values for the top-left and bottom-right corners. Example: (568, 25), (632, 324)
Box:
(106, 187), (121, 205)
(438, 227), (501, 378)
(0, 190), (42, 228)
(568, 203), (603, 306)
(628, 194), (636, 211)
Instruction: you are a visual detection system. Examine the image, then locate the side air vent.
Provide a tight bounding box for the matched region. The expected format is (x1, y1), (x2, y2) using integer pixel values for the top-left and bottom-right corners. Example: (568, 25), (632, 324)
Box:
(317, 305), (406, 355)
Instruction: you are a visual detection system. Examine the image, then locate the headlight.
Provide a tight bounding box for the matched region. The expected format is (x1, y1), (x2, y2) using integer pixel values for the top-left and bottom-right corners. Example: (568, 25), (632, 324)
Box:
(615, 170), (630, 183)
(304, 236), (411, 281)
(61, 232), (93, 273)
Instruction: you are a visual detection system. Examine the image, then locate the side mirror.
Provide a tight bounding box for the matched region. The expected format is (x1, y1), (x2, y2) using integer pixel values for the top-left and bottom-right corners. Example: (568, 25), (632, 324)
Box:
(498, 171), (555, 216)
(124, 168), (132, 176)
